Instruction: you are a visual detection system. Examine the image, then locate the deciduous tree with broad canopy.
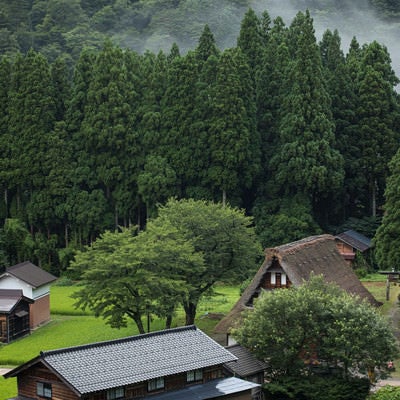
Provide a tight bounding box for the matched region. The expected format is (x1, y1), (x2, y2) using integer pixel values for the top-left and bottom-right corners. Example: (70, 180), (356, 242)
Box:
(233, 275), (398, 385)
(70, 198), (262, 332)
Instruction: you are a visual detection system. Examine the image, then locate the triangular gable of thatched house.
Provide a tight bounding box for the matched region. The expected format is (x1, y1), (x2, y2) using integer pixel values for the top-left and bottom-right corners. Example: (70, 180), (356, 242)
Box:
(214, 234), (380, 339)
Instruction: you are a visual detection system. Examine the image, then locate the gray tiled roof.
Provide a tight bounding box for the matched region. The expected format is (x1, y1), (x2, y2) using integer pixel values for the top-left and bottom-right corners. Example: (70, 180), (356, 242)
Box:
(224, 344), (267, 378)
(0, 289), (23, 312)
(40, 326), (237, 394)
(5, 261), (57, 288)
(335, 230), (371, 252)
(144, 377), (259, 400)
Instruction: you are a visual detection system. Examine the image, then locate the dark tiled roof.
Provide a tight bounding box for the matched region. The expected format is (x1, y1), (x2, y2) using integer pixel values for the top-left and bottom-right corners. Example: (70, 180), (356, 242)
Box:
(0, 289), (32, 313)
(215, 234), (380, 334)
(4, 261), (57, 288)
(335, 230), (371, 252)
(8, 326), (237, 395)
(224, 344), (267, 378)
(145, 377), (259, 400)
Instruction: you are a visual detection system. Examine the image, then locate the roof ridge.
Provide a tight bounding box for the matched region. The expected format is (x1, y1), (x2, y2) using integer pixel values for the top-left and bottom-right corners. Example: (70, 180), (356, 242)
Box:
(41, 325), (198, 357)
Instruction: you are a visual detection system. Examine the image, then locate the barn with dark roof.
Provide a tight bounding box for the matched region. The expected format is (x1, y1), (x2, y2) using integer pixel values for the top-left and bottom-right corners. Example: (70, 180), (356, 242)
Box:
(0, 261), (57, 329)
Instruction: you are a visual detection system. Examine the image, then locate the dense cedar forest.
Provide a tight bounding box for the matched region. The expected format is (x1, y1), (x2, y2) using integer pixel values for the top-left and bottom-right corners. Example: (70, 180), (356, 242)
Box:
(0, 0), (400, 275)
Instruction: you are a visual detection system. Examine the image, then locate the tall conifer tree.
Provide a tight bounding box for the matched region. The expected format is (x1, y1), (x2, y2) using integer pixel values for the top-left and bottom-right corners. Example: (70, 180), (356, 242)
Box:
(355, 41), (400, 217)
(0, 56), (11, 218)
(374, 147), (400, 270)
(319, 29), (358, 223)
(8, 50), (56, 224)
(206, 47), (256, 205)
(270, 11), (343, 226)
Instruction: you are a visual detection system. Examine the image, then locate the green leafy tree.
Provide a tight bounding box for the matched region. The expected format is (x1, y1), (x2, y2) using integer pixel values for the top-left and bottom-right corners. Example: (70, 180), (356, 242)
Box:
(0, 56), (11, 219)
(80, 42), (142, 228)
(8, 49), (56, 223)
(137, 155), (176, 220)
(136, 50), (176, 221)
(70, 199), (261, 330)
(160, 51), (199, 197)
(0, 218), (34, 266)
(233, 275), (398, 382)
(153, 198), (262, 324)
(355, 41), (400, 217)
(206, 47), (258, 205)
(51, 54), (72, 121)
(374, 147), (400, 270)
(319, 29), (359, 224)
(237, 8), (263, 74)
(70, 225), (201, 334)
(196, 24), (219, 63)
(370, 385), (400, 400)
(270, 11), (343, 227)
(187, 26), (220, 200)
(253, 194), (322, 247)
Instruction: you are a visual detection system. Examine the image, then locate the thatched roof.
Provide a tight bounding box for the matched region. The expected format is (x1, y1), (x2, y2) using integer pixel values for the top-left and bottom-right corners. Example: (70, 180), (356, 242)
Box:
(214, 234), (380, 334)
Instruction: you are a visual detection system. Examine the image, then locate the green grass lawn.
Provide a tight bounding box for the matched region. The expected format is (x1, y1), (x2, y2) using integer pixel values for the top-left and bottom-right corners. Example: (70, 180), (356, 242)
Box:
(0, 284), (240, 399)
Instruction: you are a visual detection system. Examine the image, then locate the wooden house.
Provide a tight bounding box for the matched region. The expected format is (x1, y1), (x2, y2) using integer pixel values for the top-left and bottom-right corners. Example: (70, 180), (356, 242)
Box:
(0, 289), (33, 343)
(214, 234), (380, 345)
(0, 261), (57, 329)
(4, 325), (261, 400)
(335, 230), (372, 266)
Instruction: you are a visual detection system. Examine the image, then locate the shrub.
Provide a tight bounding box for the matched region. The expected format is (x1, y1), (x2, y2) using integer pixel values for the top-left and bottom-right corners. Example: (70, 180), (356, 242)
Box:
(263, 375), (370, 400)
(369, 385), (400, 399)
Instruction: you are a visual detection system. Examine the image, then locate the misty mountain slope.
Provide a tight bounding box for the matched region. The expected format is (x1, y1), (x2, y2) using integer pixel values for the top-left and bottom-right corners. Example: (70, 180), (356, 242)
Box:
(250, 0), (400, 76)
(0, 0), (399, 74)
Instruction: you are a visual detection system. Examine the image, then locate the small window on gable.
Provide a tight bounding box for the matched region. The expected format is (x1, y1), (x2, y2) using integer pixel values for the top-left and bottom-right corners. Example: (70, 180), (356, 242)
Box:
(37, 382), (52, 398)
(187, 369), (203, 383)
(106, 387), (124, 400)
(148, 377), (165, 392)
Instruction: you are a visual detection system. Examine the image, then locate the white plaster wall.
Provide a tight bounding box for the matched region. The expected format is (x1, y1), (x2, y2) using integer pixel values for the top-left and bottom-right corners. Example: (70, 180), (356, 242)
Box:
(0, 275), (33, 298)
(227, 335), (237, 346)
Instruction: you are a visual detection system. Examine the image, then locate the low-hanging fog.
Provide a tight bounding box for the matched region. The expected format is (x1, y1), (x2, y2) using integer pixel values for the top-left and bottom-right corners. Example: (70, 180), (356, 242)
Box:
(251, 0), (400, 70)
(131, 0), (400, 80)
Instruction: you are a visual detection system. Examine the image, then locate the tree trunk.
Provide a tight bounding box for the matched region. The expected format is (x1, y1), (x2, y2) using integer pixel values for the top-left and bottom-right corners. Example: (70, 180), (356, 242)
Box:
(4, 188), (8, 218)
(371, 179), (377, 217)
(222, 189), (226, 207)
(65, 223), (68, 248)
(184, 302), (197, 325)
(165, 314), (173, 330)
(134, 314), (146, 334)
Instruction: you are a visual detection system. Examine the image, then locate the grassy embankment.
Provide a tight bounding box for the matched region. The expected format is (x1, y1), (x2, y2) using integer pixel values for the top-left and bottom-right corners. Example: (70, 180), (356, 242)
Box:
(0, 275), (397, 399)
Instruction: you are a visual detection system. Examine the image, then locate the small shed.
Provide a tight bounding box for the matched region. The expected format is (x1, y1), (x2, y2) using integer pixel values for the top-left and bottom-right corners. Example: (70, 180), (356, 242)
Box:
(224, 344), (267, 384)
(0, 289), (33, 343)
(0, 261), (57, 328)
(335, 230), (371, 266)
